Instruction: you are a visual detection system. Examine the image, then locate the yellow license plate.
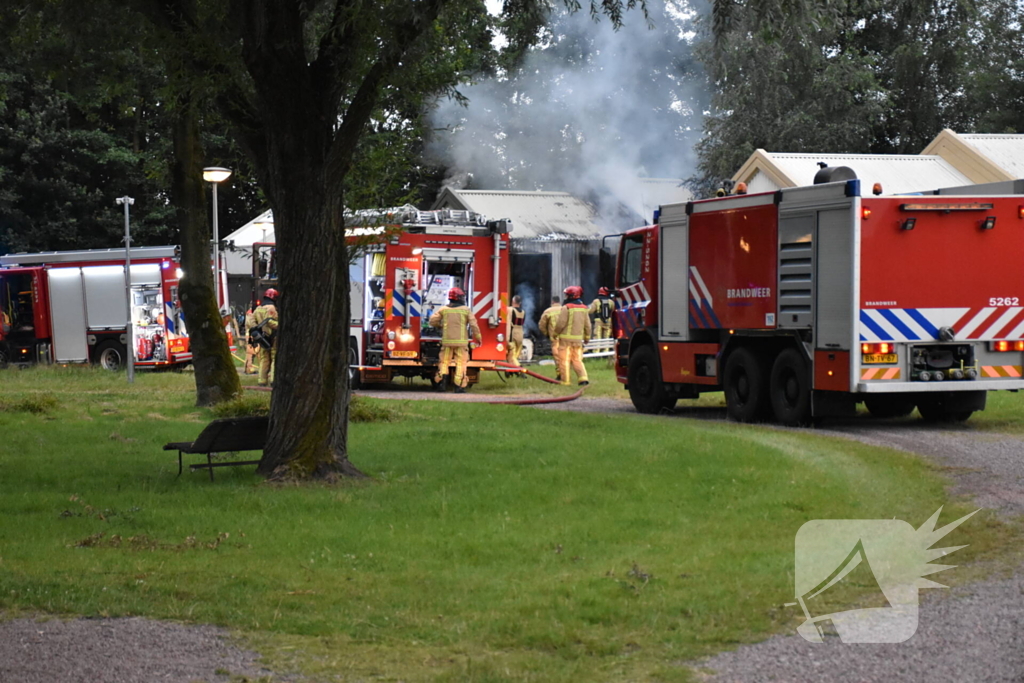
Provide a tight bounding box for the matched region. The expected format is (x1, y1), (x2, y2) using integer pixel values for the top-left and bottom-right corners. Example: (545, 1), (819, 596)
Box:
(391, 350), (417, 358)
(862, 353), (897, 364)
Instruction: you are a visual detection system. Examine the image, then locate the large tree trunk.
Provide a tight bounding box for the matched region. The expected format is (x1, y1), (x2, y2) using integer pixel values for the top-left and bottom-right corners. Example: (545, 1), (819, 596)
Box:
(254, 165), (363, 479)
(170, 99), (242, 406)
(254, 210), (361, 478)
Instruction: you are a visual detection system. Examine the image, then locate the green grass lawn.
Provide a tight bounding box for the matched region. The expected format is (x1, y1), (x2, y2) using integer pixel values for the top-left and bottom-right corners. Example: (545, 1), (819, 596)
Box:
(0, 367), (1017, 681)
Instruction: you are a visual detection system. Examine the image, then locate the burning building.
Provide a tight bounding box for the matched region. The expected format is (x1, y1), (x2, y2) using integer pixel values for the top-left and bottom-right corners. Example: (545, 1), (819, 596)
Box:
(432, 181), (690, 331)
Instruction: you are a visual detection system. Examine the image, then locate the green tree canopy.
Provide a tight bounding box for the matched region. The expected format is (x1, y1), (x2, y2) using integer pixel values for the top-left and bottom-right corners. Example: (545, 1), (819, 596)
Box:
(694, 0), (1024, 191)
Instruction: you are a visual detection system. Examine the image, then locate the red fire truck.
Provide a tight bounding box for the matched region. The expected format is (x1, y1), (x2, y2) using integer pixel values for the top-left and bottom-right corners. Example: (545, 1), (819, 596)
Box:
(0, 246), (205, 369)
(347, 207), (512, 388)
(245, 208), (512, 388)
(614, 172), (1024, 424)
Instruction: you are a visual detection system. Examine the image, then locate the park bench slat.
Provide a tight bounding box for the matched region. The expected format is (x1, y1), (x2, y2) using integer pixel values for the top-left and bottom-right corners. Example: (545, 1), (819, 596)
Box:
(163, 416), (268, 481)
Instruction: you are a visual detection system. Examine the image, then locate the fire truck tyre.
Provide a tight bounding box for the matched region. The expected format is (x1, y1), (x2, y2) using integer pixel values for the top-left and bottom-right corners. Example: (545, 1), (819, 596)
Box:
(725, 347), (770, 423)
(94, 341), (127, 371)
(864, 395), (916, 419)
(348, 342), (362, 390)
(769, 348), (812, 426)
(628, 345), (675, 414)
(917, 397), (974, 423)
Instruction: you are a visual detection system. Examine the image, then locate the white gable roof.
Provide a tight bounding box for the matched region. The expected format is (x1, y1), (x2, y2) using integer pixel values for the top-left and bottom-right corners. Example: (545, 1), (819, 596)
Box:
(957, 134), (1024, 180)
(774, 153), (969, 193)
(222, 210), (274, 276)
(736, 151), (972, 194)
(224, 209), (275, 246)
(433, 189), (601, 239)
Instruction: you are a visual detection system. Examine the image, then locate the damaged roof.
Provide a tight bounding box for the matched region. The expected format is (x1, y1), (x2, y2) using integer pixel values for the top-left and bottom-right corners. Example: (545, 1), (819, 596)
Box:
(432, 188), (602, 240)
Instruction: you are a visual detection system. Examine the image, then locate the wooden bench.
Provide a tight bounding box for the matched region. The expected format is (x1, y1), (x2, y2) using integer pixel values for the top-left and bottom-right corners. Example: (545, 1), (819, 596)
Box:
(163, 416), (268, 481)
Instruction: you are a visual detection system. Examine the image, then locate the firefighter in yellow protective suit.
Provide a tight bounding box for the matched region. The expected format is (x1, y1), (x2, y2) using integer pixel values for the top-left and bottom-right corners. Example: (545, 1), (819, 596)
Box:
(589, 287), (615, 352)
(252, 288), (279, 387)
(429, 287), (481, 393)
(506, 295), (526, 368)
(243, 305), (258, 374)
(539, 295), (563, 381)
(554, 285), (591, 386)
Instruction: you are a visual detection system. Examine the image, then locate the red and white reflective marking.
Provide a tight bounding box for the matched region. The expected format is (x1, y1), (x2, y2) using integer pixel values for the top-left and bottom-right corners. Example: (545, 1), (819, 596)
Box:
(981, 365), (1023, 378)
(861, 367), (901, 380)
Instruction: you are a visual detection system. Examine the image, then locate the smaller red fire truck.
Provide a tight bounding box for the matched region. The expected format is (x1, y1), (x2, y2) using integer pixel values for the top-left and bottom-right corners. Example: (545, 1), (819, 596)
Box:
(0, 246), (207, 369)
(347, 207), (512, 387)
(248, 207), (513, 387)
(614, 172), (1024, 424)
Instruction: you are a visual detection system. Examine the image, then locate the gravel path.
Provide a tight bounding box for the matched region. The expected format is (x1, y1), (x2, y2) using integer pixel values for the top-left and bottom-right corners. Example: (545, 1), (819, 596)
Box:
(0, 616), (285, 683)
(7, 389), (1023, 682)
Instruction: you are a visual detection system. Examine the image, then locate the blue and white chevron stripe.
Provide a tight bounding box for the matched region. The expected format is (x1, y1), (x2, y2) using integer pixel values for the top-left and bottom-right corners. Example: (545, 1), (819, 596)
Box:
(859, 307), (967, 342)
(392, 291), (422, 318)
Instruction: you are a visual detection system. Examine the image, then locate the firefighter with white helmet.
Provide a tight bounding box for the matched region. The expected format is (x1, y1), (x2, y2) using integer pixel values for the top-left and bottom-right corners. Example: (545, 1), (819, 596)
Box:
(429, 287), (481, 393)
(589, 286), (615, 352)
(554, 285), (591, 386)
(252, 288), (279, 387)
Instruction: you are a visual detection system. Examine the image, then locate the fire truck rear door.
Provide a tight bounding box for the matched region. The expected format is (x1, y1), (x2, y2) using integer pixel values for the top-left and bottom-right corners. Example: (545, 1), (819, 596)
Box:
(47, 268), (89, 362)
(82, 265), (129, 329)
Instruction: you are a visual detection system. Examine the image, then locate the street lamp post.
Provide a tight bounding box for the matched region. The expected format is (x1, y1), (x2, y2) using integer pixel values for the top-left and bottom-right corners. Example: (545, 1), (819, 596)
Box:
(115, 196), (135, 384)
(202, 167), (232, 310)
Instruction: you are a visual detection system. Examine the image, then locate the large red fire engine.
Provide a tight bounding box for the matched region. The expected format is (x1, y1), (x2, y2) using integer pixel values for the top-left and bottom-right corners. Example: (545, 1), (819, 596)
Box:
(614, 172), (1024, 424)
(0, 246), (208, 369)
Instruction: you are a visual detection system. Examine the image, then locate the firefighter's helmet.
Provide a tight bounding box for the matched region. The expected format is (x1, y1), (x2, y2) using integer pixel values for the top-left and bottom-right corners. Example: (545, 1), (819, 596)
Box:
(264, 288), (279, 301)
(448, 287), (465, 301)
(598, 287), (609, 296)
(563, 285), (583, 300)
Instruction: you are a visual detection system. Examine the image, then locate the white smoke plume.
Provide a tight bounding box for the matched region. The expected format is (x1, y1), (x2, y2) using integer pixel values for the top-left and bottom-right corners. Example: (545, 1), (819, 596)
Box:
(428, 0), (709, 226)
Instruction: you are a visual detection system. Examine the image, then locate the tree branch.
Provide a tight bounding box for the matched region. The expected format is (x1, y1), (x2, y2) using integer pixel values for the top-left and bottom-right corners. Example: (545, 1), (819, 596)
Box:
(326, 0), (451, 186)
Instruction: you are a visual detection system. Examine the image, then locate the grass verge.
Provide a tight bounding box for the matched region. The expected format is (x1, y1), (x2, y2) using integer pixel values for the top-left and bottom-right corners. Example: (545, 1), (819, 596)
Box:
(0, 366), (1018, 682)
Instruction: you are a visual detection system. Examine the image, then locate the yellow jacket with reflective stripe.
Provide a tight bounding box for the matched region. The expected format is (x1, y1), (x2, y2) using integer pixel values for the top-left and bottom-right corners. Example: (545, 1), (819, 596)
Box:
(539, 304), (561, 339)
(253, 304), (278, 331)
(429, 305), (481, 347)
(554, 303), (591, 344)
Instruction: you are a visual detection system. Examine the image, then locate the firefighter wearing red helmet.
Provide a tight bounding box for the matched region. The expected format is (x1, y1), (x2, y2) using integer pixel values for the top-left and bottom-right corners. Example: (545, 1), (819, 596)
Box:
(589, 286), (615, 353)
(252, 288), (279, 387)
(554, 285), (591, 386)
(428, 286), (481, 393)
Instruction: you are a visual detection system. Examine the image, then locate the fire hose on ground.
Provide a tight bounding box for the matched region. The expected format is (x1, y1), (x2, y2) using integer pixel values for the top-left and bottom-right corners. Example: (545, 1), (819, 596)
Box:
(482, 360), (585, 405)
(245, 360), (586, 405)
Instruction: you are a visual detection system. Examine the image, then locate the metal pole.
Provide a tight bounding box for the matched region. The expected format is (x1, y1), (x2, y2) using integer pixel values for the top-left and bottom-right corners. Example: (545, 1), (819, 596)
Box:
(211, 181), (220, 310)
(117, 196), (136, 384)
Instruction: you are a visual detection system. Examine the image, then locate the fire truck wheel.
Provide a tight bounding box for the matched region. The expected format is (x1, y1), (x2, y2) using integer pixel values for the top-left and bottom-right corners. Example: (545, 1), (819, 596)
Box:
(94, 340), (127, 371)
(628, 344), (675, 414)
(864, 395), (916, 419)
(724, 346), (770, 423)
(348, 343), (362, 390)
(916, 399), (973, 423)
(769, 348), (812, 426)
